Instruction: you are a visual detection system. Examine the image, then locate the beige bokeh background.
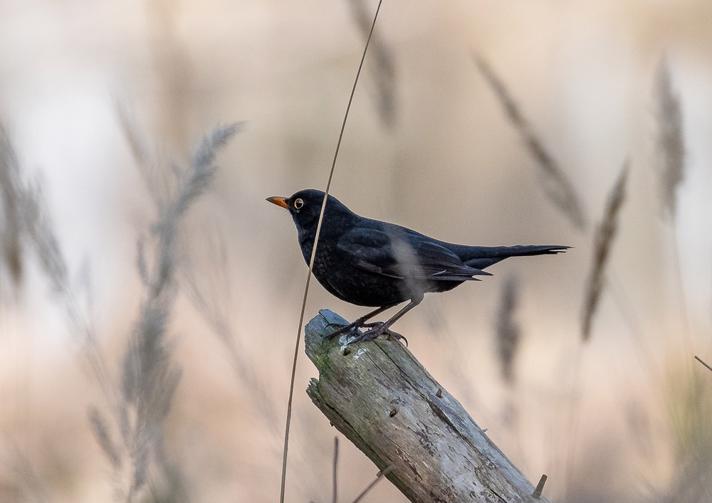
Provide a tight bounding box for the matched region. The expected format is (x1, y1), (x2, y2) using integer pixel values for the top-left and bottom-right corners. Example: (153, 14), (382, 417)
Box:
(1, 0), (711, 501)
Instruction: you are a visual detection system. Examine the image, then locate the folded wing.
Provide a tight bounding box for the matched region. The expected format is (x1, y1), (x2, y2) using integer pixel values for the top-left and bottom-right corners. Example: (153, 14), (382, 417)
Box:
(337, 227), (491, 282)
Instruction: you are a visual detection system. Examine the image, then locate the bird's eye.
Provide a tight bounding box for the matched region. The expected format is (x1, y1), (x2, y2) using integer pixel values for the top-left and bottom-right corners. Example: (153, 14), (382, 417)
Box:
(293, 198), (304, 210)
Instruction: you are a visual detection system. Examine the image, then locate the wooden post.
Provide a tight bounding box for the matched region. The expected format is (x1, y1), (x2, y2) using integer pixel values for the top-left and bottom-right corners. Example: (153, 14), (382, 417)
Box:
(305, 309), (549, 503)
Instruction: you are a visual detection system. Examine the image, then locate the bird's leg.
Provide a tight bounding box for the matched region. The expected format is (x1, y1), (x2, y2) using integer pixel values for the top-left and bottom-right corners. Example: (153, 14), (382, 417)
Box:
(326, 304), (397, 339)
(356, 296), (423, 344)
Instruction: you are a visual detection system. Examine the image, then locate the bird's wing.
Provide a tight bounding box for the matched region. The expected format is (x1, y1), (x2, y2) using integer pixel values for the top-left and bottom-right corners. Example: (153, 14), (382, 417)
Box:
(337, 227), (491, 282)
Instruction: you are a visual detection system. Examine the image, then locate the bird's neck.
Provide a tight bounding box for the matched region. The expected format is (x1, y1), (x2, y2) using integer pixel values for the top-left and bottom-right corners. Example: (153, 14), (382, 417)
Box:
(297, 209), (355, 256)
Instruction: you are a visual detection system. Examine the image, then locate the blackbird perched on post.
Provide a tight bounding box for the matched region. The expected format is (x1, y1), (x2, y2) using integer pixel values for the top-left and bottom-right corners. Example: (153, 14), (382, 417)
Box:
(268, 189), (568, 344)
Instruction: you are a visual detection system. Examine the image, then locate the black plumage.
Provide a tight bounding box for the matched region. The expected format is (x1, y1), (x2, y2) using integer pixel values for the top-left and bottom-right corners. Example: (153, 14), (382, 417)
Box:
(268, 189), (567, 343)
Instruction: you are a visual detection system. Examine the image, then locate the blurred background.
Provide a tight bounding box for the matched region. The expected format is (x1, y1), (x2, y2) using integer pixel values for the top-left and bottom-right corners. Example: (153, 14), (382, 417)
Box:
(1, 0), (711, 501)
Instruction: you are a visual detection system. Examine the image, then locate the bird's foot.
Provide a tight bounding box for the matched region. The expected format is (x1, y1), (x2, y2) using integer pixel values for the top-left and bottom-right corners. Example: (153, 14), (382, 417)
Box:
(327, 319), (385, 339)
(354, 322), (408, 346)
(326, 321), (361, 339)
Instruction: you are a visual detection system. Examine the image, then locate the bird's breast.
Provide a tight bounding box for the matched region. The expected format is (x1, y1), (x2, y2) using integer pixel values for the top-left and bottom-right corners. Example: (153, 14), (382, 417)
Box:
(309, 244), (410, 306)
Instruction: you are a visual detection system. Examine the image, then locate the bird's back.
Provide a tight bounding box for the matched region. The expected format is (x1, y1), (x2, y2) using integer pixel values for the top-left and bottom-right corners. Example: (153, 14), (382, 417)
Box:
(290, 192), (567, 306)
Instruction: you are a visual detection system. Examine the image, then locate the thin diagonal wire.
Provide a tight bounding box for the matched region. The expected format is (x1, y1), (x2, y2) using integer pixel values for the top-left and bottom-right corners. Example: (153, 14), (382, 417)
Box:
(279, 2), (384, 502)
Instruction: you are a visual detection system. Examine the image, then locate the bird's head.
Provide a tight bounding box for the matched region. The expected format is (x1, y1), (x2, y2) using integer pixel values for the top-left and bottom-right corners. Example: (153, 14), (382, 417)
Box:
(266, 189), (351, 233)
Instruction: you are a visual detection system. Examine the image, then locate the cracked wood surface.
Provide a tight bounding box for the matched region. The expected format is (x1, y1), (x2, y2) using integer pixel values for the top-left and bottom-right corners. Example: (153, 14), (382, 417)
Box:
(305, 309), (549, 503)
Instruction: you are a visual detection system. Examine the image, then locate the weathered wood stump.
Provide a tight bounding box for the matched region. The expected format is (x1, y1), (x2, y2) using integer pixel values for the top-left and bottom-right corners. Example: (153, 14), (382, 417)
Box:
(305, 309), (549, 503)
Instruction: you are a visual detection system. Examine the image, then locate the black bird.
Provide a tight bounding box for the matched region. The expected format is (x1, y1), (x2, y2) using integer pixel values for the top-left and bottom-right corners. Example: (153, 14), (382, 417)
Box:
(268, 189), (567, 343)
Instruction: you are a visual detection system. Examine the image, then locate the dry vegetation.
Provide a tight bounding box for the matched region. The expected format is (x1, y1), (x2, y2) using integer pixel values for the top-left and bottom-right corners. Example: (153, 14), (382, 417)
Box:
(1, 1), (711, 502)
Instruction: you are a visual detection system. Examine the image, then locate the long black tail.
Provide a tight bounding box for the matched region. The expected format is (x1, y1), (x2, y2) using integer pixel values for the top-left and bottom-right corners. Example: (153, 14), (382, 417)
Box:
(454, 244), (569, 270)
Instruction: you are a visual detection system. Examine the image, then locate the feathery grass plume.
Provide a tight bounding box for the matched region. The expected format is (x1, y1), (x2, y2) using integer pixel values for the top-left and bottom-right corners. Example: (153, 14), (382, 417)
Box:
(88, 407), (122, 471)
(346, 0), (397, 128)
(2, 126), (133, 495)
(654, 59), (685, 218)
(0, 122), (115, 403)
(494, 275), (521, 386)
(20, 180), (69, 295)
(20, 179), (118, 410)
(0, 125), (24, 288)
(182, 226), (279, 428)
(581, 163), (628, 341)
(653, 59), (692, 351)
(116, 105), (150, 170)
(115, 122), (240, 501)
(474, 55), (588, 231)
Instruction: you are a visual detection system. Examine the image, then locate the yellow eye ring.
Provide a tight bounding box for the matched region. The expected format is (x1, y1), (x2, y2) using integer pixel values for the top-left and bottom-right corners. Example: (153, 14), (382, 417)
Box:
(294, 198), (304, 210)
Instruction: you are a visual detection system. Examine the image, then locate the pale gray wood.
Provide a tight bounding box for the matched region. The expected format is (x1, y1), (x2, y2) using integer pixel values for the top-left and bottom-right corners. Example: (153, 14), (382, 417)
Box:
(305, 309), (550, 503)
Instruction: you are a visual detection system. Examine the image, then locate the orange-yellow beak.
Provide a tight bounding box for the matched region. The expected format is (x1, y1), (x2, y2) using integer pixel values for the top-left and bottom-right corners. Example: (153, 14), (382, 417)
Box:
(266, 196), (289, 209)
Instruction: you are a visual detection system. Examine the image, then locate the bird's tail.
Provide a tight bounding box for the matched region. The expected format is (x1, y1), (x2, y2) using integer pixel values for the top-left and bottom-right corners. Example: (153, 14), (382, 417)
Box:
(456, 244), (569, 270)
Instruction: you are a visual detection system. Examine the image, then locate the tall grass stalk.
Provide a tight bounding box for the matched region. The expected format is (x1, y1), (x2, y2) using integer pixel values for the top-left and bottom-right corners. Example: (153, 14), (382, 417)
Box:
(471, 59), (642, 496)
(581, 163), (629, 341)
(473, 55), (587, 231)
(0, 126), (24, 288)
(88, 122), (241, 502)
(655, 59), (685, 219)
(346, 0), (397, 129)
(350, 466), (393, 503)
(279, 3), (383, 502)
(472, 54), (645, 345)
(562, 163), (628, 497)
(0, 122), (116, 409)
(494, 275), (521, 386)
(693, 355), (712, 373)
(331, 436), (339, 503)
(654, 59), (692, 352)
(0, 120), (125, 502)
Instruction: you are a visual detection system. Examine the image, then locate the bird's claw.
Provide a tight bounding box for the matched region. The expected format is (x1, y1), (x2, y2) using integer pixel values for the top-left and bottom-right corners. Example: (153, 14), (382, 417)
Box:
(327, 325), (359, 339)
(385, 330), (408, 346)
(327, 318), (408, 347)
(326, 320), (378, 339)
(346, 322), (408, 347)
